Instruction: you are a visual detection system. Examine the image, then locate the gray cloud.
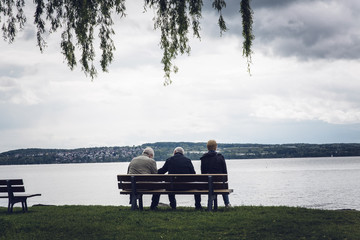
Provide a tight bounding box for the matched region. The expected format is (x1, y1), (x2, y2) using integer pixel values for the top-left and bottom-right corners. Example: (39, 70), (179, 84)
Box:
(202, 0), (360, 60)
(20, 25), (37, 41)
(203, 0), (310, 17)
(0, 64), (26, 78)
(250, 0), (314, 9)
(253, 1), (360, 60)
(0, 104), (41, 130)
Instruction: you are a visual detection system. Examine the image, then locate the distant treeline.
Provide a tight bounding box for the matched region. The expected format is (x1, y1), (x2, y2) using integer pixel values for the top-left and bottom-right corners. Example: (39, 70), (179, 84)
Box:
(1, 142), (360, 165)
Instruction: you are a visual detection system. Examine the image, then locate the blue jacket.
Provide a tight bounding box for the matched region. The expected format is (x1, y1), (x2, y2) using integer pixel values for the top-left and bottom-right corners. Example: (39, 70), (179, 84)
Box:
(200, 151), (227, 174)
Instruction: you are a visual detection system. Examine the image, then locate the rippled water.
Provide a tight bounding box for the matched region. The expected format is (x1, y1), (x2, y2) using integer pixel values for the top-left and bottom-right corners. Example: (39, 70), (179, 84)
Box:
(1, 157), (359, 210)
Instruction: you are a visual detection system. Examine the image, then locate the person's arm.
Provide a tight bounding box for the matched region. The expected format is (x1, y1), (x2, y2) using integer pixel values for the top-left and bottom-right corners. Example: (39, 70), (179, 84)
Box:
(157, 159), (169, 174)
(150, 160), (158, 174)
(200, 157), (207, 174)
(189, 160), (196, 174)
(219, 154), (228, 174)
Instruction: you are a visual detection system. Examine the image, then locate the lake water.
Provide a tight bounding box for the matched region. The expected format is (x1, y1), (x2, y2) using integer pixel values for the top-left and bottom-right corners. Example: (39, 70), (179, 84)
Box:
(1, 157), (360, 210)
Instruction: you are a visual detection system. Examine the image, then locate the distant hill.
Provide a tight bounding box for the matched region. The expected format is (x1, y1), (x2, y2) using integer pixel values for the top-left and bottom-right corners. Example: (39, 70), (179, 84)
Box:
(1, 142), (360, 165)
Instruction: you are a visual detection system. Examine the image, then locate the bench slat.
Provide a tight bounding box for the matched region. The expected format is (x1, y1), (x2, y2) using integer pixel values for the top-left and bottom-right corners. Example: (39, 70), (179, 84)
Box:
(119, 182), (229, 191)
(117, 174), (228, 183)
(120, 189), (233, 195)
(0, 186), (25, 193)
(0, 179), (24, 186)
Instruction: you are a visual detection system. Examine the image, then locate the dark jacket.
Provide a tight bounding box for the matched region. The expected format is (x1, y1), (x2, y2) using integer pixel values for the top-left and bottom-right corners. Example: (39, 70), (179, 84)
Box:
(158, 152), (196, 174)
(200, 151), (227, 174)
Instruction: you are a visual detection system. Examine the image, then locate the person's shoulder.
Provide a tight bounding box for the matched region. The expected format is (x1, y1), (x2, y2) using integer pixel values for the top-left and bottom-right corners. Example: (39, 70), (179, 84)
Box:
(131, 155), (140, 161)
(145, 156), (156, 163)
(200, 152), (211, 159)
(184, 156), (192, 161)
(216, 153), (225, 159)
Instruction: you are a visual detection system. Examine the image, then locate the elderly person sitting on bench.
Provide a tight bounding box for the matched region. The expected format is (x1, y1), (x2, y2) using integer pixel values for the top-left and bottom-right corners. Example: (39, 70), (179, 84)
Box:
(150, 147), (202, 210)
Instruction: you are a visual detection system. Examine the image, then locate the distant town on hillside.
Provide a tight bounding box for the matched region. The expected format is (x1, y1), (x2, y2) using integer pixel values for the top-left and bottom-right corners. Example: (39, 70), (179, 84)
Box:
(1, 142), (360, 165)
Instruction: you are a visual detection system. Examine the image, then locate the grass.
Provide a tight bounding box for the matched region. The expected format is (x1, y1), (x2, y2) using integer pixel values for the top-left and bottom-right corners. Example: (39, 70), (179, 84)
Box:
(0, 205), (359, 240)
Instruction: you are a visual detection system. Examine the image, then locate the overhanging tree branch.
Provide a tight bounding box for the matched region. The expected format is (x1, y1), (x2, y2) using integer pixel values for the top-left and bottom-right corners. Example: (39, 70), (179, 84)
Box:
(240, 0), (254, 74)
(1, 0), (254, 83)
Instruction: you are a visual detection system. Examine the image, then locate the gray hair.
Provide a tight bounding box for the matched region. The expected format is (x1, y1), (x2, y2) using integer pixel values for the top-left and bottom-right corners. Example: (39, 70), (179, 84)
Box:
(143, 147), (155, 158)
(174, 147), (184, 155)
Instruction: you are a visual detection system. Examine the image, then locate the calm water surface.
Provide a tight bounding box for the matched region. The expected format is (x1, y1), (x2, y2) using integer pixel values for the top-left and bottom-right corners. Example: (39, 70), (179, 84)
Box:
(1, 157), (359, 210)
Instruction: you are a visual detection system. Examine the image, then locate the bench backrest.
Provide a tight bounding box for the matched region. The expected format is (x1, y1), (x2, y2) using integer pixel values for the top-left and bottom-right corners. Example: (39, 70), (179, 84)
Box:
(0, 179), (25, 198)
(117, 174), (229, 191)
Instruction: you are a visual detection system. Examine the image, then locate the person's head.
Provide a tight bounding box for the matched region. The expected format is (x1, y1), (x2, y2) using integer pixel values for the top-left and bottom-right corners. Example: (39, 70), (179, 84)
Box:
(174, 147), (185, 155)
(143, 147), (155, 159)
(207, 140), (217, 151)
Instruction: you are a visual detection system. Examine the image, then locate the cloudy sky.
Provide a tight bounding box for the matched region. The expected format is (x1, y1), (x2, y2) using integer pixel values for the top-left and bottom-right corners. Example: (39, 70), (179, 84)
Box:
(1, 0), (360, 153)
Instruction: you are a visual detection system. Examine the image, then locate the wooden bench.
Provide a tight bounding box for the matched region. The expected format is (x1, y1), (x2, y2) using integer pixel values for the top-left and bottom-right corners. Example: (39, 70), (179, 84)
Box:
(117, 174), (233, 211)
(0, 179), (41, 213)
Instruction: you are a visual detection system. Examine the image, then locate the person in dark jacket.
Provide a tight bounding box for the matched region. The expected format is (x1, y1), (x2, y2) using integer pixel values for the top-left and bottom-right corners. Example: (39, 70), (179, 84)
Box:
(150, 147), (202, 210)
(200, 140), (231, 207)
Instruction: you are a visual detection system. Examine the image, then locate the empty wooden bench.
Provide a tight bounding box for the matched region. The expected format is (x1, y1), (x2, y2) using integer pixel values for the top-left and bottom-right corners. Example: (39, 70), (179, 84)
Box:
(117, 174), (233, 211)
(0, 179), (41, 213)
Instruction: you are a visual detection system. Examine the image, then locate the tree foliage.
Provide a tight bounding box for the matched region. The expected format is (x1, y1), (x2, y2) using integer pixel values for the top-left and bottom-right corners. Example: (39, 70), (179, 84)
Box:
(1, 0), (254, 83)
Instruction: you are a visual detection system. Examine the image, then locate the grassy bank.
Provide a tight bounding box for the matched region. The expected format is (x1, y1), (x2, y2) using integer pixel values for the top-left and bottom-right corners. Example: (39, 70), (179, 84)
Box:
(0, 205), (359, 239)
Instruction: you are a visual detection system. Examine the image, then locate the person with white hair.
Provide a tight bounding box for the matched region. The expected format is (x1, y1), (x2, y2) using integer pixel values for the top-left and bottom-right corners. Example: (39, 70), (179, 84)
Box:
(127, 147), (157, 174)
(150, 147), (202, 210)
(127, 147), (157, 208)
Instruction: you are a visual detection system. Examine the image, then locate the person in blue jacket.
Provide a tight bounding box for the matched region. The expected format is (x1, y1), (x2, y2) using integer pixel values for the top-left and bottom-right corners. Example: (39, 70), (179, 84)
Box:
(200, 140), (231, 207)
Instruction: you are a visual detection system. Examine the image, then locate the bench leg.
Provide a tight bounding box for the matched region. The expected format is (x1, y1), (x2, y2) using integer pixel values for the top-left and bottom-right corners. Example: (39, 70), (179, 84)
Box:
(21, 201), (26, 213)
(214, 195), (218, 211)
(21, 199), (28, 212)
(207, 194), (219, 211)
(131, 194), (137, 210)
(139, 195), (143, 210)
(207, 195), (214, 211)
(9, 202), (15, 213)
(7, 198), (29, 213)
(131, 194), (143, 210)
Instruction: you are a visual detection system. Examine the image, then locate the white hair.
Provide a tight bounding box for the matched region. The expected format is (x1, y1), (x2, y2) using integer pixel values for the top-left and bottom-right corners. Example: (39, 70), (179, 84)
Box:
(143, 147), (154, 158)
(174, 147), (184, 155)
